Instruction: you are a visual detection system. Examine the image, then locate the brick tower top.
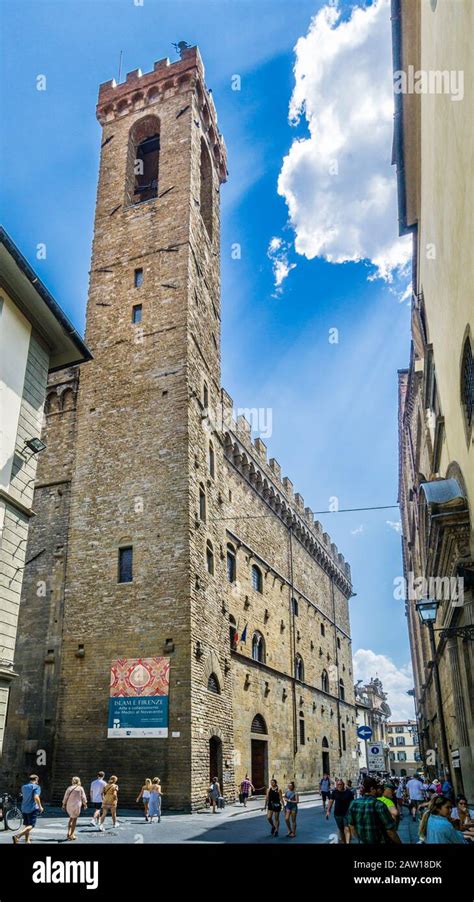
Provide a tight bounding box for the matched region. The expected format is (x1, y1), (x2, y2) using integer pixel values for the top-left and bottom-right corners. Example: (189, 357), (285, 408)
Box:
(96, 45), (227, 183)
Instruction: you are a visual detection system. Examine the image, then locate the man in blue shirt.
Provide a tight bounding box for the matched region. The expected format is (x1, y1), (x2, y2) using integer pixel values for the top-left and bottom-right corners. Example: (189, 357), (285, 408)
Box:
(12, 774), (43, 844)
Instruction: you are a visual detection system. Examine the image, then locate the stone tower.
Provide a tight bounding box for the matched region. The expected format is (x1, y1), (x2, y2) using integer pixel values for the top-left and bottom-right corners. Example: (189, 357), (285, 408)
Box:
(38, 47), (230, 809)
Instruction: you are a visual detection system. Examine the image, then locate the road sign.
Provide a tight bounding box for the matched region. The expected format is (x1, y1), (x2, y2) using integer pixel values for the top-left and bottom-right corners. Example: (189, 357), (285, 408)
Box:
(367, 743), (385, 772)
(357, 725), (373, 740)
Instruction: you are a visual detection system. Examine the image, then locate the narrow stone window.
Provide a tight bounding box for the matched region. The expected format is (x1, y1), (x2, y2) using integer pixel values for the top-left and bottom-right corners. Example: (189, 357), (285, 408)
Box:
(200, 138), (213, 240)
(299, 713), (305, 746)
(207, 673), (220, 694)
(341, 722), (346, 751)
(321, 669), (329, 693)
(132, 304), (142, 324)
(339, 678), (345, 701)
(320, 622), (325, 637)
(203, 381), (209, 409)
(118, 546), (133, 583)
(229, 614), (237, 649)
(252, 631), (265, 663)
(199, 484), (206, 522)
(461, 334), (473, 429)
(292, 597), (298, 616)
(206, 540), (214, 575)
(134, 268), (143, 288)
(295, 654), (304, 682)
(208, 441), (215, 478)
(226, 543), (236, 582)
(337, 636), (341, 649)
(251, 564), (263, 593)
(126, 115), (160, 205)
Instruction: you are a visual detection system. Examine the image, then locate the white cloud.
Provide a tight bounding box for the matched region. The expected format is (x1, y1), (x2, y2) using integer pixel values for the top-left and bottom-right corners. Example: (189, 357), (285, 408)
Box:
(278, 0), (411, 283)
(351, 524), (364, 535)
(353, 648), (416, 720)
(386, 519), (402, 533)
(267, 235), (296, 292)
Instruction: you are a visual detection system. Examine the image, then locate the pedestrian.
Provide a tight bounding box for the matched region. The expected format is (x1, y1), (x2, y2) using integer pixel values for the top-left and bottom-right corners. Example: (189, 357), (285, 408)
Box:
(136, 778), (152, 821)
(326, 778), (354, 844)
(406, 773), (425, 821)
(98, 775), (119, 831)
(319, 773), (332, 811)
(451, 796), (474, 831)
(346, 777), (401, 845)
(62, 776), (87, 840)
(208, 776), (221, 814)
(12, 774), (44, 844)
(265, 779), (284, 837)
(346, 779), (356, 799)
(90, 770), (106, 828)
(239, 774), (254, 807)
(377, 782), (399, 827)
(283, 781), (299, 837)
(441, 779), (455, 803)
(148, 777), (162, 823)
(395, 779), (405, 819)
(419, 795), (466, 844)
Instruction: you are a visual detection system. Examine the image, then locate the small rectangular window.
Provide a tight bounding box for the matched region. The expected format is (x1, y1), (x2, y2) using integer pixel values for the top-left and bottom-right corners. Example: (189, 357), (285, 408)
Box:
(119, 546), (133, 583)
(134, 268), (144, 288)
(132, 304), (142, 324)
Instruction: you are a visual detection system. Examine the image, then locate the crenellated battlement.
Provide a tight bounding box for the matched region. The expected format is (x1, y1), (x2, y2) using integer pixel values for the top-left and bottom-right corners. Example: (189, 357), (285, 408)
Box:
(96, 46), (227, 183)
(220, 387), (352, 588)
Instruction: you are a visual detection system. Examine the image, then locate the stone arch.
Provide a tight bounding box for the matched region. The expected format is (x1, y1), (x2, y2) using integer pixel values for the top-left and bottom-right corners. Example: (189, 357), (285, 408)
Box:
(61, 388), (75, 411)
(203, 649), (224, 690)
(125, 113), (160, 205)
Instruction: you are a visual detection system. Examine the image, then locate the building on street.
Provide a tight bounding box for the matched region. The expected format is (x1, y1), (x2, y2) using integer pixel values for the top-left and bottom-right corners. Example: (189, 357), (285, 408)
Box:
(355, 678), (391, 774)
(0, 228), (91, 755)
(393, 0), (473, 799)
(0, 46), (357, 809)
(387, 719), (421, 778)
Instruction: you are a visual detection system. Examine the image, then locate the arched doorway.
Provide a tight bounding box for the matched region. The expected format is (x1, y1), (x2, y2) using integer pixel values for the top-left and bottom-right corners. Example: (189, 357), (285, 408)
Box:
(250, 714), (268, 794)
(209, 736), (223, 785)
(322, 736), (330, 777)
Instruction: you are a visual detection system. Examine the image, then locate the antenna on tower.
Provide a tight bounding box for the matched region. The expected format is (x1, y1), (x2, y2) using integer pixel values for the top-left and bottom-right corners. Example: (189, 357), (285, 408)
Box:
(118, 50), (123, 83)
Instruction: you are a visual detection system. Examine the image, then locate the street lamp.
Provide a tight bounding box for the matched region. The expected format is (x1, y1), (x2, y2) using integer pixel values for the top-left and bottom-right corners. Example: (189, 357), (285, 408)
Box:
(415, 599), (451, 784)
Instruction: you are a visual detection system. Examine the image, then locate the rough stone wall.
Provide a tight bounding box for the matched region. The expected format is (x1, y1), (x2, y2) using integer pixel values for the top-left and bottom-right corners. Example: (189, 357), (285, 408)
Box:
(222, 410), (357, 791)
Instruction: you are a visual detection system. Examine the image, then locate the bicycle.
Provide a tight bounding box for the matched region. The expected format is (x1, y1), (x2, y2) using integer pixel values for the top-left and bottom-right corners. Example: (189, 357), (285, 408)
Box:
(0, 793), (23, 831)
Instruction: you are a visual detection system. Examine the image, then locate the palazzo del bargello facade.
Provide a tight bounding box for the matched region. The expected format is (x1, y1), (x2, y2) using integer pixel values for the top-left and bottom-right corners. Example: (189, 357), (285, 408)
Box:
(1, 46), (358, 809)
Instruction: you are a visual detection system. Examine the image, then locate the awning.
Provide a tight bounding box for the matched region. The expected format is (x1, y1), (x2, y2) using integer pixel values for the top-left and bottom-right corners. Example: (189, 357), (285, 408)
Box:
(420, 478), (467, 511)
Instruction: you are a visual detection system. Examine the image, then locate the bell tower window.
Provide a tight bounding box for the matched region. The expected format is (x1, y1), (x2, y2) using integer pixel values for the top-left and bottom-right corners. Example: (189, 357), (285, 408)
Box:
(126, 115), (160, 206)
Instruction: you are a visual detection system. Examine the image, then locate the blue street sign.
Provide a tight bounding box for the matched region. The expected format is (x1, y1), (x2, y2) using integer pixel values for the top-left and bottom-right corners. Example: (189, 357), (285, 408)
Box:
(357, 725), (373, 740)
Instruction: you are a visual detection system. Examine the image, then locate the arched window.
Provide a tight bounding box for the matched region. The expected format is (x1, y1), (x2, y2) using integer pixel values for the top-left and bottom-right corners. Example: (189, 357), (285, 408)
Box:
(339, 678), (345, 701)
(251, 564), (263, 593)
(341, 722), (346, 751)
(207, 673), (220, 694)
(320, 622), (325, 637)
(199, 484), (206, 522)
(295, 654), (304, 682)
(461, 334), (473, 428)
(229, 614), (237, 649)
(322, 736), (329, 748)
(321, 670), (329, 693)
(206, 540), (214, 575)
(252, 631), (265, 663)
(126, 115), (160, 205)
(200, 138), (213, 239)
(118, 545), (133, 583)
(208, 441), (215, 478)
(226, 544), (236, 583)
(299, 713), (305, 745)
(251, 714), (267, 734)
(291, 597), (299, 616)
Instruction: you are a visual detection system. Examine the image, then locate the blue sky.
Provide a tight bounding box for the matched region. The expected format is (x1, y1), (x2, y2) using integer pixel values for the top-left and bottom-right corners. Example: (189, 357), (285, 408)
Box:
(0, 0), (415, 717)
